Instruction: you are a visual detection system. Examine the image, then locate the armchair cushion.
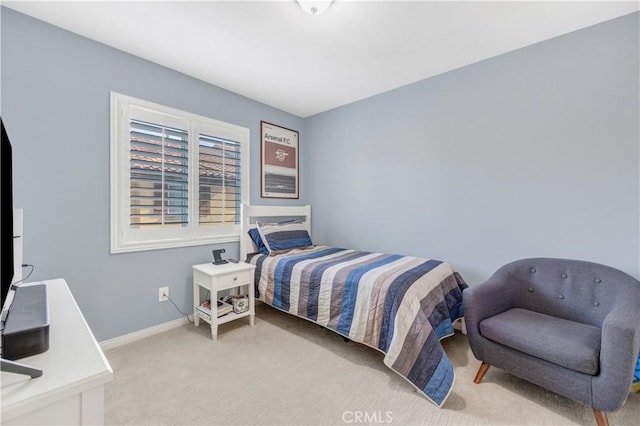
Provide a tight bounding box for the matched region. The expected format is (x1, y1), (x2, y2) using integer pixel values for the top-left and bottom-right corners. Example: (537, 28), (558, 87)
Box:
(479, 308), (601, 375)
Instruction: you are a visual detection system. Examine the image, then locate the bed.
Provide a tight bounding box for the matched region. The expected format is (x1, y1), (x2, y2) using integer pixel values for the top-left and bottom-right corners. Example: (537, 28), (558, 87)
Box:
(240, 204), (467, 407)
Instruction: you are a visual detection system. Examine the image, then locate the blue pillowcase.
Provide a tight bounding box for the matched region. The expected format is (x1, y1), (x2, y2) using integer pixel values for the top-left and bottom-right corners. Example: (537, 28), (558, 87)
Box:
(248, 228), (269, 255)
(257, 220), (313, 255)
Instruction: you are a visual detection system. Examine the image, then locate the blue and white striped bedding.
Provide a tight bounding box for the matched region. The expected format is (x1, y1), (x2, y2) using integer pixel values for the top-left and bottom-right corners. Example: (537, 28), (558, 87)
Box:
(249, 245), (467, 407)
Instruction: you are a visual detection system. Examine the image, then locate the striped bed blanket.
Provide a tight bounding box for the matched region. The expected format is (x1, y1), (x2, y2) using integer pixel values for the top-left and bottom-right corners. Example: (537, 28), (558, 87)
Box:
(249, 245), (467, 407)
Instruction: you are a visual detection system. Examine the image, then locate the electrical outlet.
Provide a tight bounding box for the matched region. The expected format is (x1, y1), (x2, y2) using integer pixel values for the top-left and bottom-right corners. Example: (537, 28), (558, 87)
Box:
(158, 287), (169, 302)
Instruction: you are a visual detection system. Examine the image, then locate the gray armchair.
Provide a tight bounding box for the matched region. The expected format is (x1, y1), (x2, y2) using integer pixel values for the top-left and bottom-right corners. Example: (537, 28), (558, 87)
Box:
(463, 258), (640, 426)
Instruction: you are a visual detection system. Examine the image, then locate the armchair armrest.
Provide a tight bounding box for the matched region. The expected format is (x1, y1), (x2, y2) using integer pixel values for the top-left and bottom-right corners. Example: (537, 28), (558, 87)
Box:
(463, 274), (518, 335)
(463, 273), (518, 362)
(592, 305), (640, 412)
(462, 271), (517, 329)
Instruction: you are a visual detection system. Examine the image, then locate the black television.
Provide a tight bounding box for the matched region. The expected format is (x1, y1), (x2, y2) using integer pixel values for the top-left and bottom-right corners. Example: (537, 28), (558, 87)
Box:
(1, 117), (14, 309)
(0, 118), (47, 377)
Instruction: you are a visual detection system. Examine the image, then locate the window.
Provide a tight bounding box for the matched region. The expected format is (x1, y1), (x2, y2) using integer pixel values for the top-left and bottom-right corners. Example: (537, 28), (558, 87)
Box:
(110, 93), (249, 253)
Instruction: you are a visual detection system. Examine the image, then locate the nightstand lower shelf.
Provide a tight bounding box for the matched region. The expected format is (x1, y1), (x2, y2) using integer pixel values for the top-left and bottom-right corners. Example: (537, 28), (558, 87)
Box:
(194, 306), (253, 326)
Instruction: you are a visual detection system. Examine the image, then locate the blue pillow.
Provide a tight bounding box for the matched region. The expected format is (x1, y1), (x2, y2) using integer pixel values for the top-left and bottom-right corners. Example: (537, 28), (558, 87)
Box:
(257, 220), (313, 255)
(248, 228), (269, 255)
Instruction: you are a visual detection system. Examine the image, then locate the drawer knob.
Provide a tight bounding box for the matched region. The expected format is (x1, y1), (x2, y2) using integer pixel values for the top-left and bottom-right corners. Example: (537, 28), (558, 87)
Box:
(233, 277), (237, 281)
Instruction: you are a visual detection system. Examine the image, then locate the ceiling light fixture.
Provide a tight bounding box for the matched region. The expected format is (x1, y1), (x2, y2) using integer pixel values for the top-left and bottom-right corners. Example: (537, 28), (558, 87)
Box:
(297, 0), (334, 15)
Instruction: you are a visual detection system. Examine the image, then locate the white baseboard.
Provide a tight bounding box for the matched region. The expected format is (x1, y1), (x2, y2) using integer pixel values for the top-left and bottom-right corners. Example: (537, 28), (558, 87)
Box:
(100, 315), (192, 351)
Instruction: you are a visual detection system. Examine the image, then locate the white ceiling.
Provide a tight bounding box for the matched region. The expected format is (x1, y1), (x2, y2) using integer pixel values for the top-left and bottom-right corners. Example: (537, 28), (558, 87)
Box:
(4, 1), (639, 118)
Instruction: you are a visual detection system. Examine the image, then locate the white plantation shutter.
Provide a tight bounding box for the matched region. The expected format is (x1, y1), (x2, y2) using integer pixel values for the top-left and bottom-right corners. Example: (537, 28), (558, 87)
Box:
(111, 93), (249, 253)
(198, 134), (242, 225)
(130, 119), (189, 229)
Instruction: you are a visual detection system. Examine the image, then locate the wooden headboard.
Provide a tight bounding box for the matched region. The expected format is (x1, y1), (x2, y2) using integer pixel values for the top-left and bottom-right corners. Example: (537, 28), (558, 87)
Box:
(240, 204), (312, 261)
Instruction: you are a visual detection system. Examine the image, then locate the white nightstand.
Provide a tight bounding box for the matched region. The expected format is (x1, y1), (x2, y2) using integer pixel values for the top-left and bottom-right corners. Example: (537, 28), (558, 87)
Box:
(192, 262), (256, 340)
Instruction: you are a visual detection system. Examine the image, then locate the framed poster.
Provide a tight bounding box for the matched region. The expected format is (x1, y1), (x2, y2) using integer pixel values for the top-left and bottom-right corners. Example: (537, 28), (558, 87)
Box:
(261, 121), (299, 199)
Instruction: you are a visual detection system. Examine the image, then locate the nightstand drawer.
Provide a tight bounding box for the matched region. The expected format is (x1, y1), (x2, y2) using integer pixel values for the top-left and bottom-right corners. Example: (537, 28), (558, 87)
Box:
(214, 270), (251, 289)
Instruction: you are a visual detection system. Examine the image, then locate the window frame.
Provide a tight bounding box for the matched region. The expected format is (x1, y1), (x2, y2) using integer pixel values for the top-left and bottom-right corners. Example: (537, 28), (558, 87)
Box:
(110, 92), (250, 254)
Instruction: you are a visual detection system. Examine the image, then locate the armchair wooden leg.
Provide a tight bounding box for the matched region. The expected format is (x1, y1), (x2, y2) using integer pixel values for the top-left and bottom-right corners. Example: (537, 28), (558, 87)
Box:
(593, 409), (609, 426)
(473, 362), (490, 384)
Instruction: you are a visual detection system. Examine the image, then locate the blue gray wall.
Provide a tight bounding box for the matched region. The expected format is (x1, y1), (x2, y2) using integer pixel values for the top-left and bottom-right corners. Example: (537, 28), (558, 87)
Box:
(304, 12), (639, 285)
(2, 8), (638, 341)
(1, 8), (304, 341)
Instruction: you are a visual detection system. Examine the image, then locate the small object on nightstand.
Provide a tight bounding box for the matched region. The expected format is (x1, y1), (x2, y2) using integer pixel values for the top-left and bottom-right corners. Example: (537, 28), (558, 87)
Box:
(212, 248), (228, 265)
(228, 258), (239, 263)
(224, 294), (249, 314)
(216, 299), (233, 317)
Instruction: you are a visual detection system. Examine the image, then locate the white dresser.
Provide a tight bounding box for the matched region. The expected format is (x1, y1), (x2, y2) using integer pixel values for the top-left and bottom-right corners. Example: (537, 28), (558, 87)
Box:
(1, 279), (113, 425)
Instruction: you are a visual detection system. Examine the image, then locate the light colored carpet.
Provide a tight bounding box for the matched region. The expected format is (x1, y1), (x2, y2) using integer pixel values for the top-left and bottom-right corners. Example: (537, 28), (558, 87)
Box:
(105, 304), (640, 425)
